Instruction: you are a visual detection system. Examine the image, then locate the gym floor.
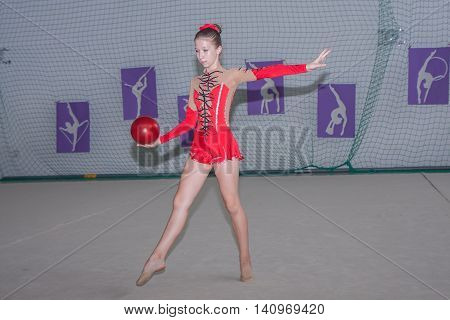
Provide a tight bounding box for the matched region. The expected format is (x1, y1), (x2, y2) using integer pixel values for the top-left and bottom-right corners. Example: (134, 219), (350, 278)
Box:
(1, 172), (449, 299)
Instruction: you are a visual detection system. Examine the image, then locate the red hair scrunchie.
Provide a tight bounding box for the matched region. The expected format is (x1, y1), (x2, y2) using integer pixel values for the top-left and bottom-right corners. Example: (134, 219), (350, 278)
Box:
(199, 23), (219, 32)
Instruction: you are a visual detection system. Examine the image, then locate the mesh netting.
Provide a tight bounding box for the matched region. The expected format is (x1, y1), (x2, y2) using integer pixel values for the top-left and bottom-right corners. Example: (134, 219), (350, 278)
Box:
(0, 0), (448, 178)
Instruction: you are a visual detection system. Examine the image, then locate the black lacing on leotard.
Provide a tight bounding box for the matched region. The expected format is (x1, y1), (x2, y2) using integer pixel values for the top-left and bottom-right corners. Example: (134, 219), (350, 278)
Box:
(196, 70), (222, 135)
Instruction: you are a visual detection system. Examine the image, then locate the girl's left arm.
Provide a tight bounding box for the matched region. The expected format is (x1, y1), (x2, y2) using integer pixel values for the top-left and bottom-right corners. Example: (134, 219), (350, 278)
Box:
(232, 48), (331, 84)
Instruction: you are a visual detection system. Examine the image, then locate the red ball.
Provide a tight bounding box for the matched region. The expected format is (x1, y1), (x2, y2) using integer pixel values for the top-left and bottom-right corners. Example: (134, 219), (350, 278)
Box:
(130, 116), (160, 145)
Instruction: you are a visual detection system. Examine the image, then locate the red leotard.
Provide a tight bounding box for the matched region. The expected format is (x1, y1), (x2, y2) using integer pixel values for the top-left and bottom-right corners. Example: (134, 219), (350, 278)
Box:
(159, 63), (308, 164)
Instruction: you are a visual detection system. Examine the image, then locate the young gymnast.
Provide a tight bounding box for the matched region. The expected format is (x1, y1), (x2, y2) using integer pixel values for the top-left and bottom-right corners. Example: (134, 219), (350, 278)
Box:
(136, 23), (330, 286)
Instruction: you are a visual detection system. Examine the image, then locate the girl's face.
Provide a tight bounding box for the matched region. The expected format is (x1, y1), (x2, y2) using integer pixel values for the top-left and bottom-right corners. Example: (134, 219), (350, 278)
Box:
(195, 38), (222, 69)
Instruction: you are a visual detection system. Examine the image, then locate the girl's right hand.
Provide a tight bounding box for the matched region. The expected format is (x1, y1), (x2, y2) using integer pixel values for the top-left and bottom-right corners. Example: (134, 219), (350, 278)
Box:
(137, 136), (161, 148)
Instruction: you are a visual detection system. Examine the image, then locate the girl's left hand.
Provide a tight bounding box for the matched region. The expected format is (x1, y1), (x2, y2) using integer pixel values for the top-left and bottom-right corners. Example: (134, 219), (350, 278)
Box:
(306, 48), (331, 71)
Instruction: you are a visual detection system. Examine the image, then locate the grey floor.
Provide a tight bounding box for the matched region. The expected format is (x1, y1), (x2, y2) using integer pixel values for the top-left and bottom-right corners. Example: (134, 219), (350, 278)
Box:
(0, 172), (449, 299)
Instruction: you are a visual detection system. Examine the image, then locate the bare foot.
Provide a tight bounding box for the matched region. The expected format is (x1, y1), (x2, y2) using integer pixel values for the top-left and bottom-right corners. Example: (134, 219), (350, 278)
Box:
(136, 257), (166, 286)
(240, 261), (253, 282)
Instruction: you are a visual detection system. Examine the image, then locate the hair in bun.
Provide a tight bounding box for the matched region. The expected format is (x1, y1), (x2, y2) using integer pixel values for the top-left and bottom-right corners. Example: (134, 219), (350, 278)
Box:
(195, 23), (222, 48)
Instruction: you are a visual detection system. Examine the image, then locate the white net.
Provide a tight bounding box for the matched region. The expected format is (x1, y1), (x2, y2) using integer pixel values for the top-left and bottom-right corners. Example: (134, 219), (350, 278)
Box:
(0, 0), (448, 178)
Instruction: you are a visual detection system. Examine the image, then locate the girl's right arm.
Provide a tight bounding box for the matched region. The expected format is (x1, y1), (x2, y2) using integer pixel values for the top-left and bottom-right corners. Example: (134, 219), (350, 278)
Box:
(138, 78), (198, 148)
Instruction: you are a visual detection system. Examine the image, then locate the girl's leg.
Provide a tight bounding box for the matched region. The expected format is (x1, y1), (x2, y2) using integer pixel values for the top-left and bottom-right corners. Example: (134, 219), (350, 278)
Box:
(136, 157), (212, 286)
(213, 158), (253, 281)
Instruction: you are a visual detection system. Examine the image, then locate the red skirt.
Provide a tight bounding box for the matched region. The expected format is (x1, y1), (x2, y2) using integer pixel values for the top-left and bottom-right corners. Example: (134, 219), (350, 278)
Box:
(189, 127), (244, 164)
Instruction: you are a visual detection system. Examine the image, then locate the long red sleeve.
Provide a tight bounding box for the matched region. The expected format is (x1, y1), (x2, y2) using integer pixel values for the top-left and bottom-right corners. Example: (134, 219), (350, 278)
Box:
(159, 107), (198, 144)
(251, 64), (308, 80)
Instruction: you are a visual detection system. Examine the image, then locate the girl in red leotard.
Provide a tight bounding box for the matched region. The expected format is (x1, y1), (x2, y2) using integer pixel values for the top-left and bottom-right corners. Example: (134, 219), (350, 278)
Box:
(136, 23), (331, 286)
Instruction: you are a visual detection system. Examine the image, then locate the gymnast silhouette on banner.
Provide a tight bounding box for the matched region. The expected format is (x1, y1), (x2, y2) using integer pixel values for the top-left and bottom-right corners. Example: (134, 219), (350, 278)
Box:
(408, 47), (449, 105)
(121, 66), (158, 119)
(56, 102), (90, 153)
(317, 84), (355, 138)
(245, 60), (284, 115)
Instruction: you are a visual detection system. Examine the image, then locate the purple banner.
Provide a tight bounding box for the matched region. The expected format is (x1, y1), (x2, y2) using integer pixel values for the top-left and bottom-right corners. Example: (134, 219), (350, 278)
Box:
(246, 60), (285, 115)
(408, 47), (449, 105)
(177, 95), (194, 147)
(121, 66), (158, 120)
(56, 101), (90, 153)
(317, 84), (355, 138)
